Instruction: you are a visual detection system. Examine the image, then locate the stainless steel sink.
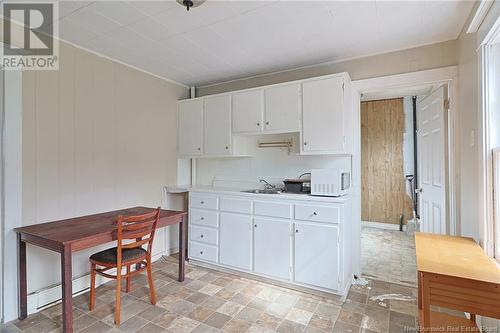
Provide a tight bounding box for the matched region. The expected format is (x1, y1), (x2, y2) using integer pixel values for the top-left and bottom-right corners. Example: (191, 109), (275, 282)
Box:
(241, 189), (282, 194)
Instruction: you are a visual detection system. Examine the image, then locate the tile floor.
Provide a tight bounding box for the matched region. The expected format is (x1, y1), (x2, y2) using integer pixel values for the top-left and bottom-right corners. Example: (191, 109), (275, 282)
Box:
(361, 227), (417, 287)
(1, 254), (420, 333)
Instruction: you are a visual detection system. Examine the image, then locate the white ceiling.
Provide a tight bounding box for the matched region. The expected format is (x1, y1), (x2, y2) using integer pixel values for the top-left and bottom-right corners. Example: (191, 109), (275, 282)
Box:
(54, 0), (474, 87)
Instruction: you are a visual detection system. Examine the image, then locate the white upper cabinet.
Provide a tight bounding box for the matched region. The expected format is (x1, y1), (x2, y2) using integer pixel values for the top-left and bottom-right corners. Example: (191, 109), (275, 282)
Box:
(178, 72), (351, 157)
(302, 76), (347, 154)
(178, 99), (203, 156)
(204, 95), (232, 155)
(232, 90), (263, 133)
(264, 83), (301, 132)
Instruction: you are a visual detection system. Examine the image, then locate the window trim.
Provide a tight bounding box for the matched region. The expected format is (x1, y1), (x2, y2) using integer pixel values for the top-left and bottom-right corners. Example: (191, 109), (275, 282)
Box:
(480, 16), (500, 261)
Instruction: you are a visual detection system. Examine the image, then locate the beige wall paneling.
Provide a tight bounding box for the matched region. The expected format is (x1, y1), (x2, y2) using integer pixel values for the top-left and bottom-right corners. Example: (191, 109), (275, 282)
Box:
(19, 41), (188, 304)
(361, 98), (411, 224)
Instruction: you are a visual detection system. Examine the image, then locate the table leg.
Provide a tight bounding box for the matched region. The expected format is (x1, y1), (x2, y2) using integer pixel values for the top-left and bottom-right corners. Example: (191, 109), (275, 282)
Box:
(61, 245), (73, 333)
(18, 234), (27, 320)
(418, 271), (422, 310)
(178, 215), (186, 282)
(421, 273), (431, 329)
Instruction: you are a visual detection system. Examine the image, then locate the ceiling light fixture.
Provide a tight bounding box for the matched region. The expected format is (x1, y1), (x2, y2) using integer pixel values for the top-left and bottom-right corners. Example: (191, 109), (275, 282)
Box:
(177, 0), (205, 11)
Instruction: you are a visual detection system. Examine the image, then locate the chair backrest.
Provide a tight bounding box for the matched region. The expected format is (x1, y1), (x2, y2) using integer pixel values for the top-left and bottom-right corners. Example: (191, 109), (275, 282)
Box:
(116, 207), (161, 264)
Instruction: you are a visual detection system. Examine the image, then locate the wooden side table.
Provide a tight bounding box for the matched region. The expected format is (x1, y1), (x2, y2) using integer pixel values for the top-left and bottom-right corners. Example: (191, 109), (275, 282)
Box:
(415, 233), (500, 331)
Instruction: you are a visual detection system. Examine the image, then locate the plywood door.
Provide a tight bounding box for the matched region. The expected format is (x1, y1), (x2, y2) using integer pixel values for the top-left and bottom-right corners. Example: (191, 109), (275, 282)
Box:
(361, 98), (412, 224)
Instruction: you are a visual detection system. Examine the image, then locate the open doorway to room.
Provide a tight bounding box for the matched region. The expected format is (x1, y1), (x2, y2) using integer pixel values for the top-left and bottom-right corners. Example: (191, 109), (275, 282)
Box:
(360, 83), (450, 286)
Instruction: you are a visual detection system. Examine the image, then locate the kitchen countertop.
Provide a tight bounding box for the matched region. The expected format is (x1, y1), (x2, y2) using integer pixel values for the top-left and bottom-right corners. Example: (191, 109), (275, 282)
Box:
(166, 185), (351, 203)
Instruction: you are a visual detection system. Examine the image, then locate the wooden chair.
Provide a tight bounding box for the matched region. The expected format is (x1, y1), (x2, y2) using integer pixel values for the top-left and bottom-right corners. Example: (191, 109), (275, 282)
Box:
(88, 207), (160, 326)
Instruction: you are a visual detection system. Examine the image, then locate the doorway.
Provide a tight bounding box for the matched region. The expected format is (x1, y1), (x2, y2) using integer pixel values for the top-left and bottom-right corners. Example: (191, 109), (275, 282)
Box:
(359, 83), (450, 286)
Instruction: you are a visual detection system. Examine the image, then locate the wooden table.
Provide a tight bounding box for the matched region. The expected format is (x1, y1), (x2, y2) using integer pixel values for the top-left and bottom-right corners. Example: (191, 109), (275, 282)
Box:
(15, 207), (187, 333)
(415, 232), (500, 331)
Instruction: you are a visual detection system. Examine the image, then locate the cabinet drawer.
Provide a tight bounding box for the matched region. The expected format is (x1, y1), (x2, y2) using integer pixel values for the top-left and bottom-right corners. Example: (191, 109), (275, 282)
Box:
(190, 209), (218, 228)
(190, 194), (218, 210)
(220, 197), (252, 214)
(190, 225), (218, 245)
(294, 204), (340, 223)
(254, 201), (291, 219)
(190, 242), (218, 263)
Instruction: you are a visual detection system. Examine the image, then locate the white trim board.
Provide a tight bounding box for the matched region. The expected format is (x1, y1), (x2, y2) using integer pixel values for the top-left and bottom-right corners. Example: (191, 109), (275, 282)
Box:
(467, 0), (495, 34)
(362, 221), (407, 231)
(26, 247), (178, 316)
(2, 70), (23, 323)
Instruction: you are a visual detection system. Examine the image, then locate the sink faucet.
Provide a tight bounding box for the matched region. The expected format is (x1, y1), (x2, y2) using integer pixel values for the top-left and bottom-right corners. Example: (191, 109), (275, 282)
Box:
(259, 179), (276, 190)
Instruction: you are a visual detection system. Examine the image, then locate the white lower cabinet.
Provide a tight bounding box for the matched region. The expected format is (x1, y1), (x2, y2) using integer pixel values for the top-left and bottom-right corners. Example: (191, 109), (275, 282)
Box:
(253, 218), (291, 280)
(294, 222), (340, 291)
(219, 213), (253, 271)
(188, 191), (351, 295)
(190, 242), (218, 263)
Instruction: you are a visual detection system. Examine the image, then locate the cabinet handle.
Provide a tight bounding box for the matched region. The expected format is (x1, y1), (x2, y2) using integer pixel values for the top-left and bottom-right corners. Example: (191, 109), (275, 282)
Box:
(257, 122), (260, 126)
(197, 147), (201, 151)
(303, 142), (308, 146)
(200, 217), (204, 221)
(225, 146), (229, 150)
(200, 201), (204, 204)
(200, 234), (204, 238)
(200, 251), (203, 255)
(295, 229), (299, 233)
(254, 224), (257, 228)
(313, 212), (318, 216)
(265, 121), (269, 126)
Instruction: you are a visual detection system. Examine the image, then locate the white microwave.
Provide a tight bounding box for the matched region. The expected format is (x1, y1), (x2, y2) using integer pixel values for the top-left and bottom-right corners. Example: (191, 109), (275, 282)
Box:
(311, 169), (351, 197)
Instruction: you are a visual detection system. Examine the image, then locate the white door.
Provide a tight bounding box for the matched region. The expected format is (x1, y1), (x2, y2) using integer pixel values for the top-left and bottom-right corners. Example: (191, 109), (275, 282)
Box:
(294, 221), (340, 290)
(232, 90), (263, 133)
(417, 86), (447, 234)
(219, 213), (252, 271)
(178, 100), (203, 155)
(204, 95), (232, 155)
(264, 83), (301, 132)
(254, 218), (291, 280)
(302, 77), (345, 153)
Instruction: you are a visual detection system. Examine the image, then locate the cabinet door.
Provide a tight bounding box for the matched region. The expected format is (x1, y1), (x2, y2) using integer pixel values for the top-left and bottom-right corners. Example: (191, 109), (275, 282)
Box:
(264, 83), (301, 132)
(204, 95), (232, 155)
(302, 77), (345, 153)
(294, 222), (340, 290)
(178, 100), (203, 155)
(219, 213), (252, 271)
(232, 90), (263, 133)
(254, 218), (291, 280)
